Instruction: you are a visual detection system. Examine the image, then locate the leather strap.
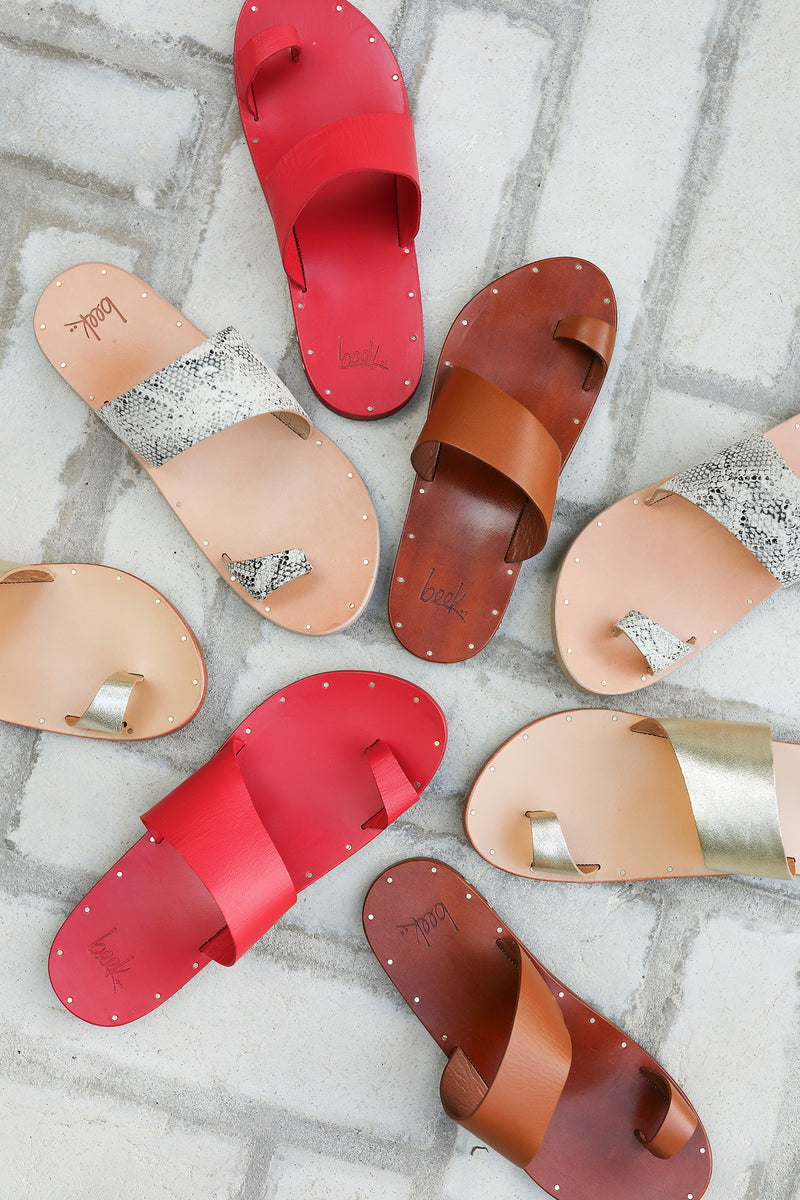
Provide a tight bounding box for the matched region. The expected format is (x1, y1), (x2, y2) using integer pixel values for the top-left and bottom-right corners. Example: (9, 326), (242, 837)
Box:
(646, 432), (800, 588)
(525, 810), (599, 877)
(65, 670), (143, 734)
(613, 610), (696, 675)
(634, 1067), (698, 1159)
(411, 367), (562, 562)
(238, 25), (301, 118)
(553, 314), (615, 391)
(631, 717), (794, 880)
(265, 112), (421, 288)
(223, 549), (312, 600)
(439, 936), (572, 1167)
(142, 740), (296, 965)
(98, 327), (311, 470)
(0, 561), (54, 584)
(362, 739), (419, 830)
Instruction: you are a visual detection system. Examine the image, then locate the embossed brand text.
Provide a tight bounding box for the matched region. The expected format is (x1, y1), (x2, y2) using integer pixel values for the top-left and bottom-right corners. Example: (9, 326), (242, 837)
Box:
(419, 568), (468, 621)
(337, 336), (389, 371)
(397, 902), (459, 947)
(65, 296), (127, 341)
(87, 927), (133, 992)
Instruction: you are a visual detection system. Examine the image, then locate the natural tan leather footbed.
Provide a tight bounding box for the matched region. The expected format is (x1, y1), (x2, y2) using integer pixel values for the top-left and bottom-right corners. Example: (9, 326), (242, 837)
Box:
(552, 421), (800, 693)
(0, 565), (206, 738)
(464, 708), (800, 881)
(34, 264), (379, 634)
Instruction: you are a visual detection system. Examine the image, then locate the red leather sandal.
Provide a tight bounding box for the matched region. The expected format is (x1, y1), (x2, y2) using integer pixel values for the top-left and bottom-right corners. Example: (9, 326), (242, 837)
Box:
(234, 0), (423, 420)
(363, 859), (711, 1200)
(49, 672), (446, 1025)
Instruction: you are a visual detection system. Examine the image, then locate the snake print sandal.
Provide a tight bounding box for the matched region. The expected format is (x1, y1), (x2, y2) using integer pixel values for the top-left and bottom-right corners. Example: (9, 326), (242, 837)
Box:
(34, 263), (379, 634)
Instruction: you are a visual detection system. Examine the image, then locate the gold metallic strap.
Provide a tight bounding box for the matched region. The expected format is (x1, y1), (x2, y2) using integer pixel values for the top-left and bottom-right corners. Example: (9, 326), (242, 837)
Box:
(524, 811), (599, 878)
(631, 718), (794, 880)
(65, 671), (143, 735)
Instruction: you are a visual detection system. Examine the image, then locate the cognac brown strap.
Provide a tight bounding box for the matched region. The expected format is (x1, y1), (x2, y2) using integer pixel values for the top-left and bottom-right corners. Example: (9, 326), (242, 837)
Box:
(634, 1068), (698, 1159)
(553, 314), (615, 391)
(0, 561), (54, 585)
(439, 936), (572, 1167)
(411, 367), (562, 561)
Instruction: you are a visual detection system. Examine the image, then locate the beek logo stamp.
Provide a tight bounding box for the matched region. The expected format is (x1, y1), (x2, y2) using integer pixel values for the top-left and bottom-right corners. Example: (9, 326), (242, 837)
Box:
(65, 296), (127, 341)
(87, 928), (133, 992)
(337, 336), (389, 371)
(397, 902), (458, 947)
(418, 568), (468, 621)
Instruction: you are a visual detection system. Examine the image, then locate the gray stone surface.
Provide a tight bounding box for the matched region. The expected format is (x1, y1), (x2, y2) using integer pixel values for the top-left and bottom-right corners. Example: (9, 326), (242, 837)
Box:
(1, 0), (799, 1197)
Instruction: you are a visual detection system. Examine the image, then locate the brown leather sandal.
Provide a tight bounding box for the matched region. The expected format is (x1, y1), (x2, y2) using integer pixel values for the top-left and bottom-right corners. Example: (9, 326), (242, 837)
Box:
(465, 708), (800, 883)
(34, 264), (379, 635)
(363, 859), (711, 1199)
(388, 258), (616, 662)
(0, 561), (205, 738)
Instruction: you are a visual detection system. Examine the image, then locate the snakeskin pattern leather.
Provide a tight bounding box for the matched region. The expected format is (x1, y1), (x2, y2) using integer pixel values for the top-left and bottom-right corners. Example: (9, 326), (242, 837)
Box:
(226, 549), (312, 600)
(652, 432), (800, 586)
(96, 327), (312, 468)
(614, 610), (694, 675)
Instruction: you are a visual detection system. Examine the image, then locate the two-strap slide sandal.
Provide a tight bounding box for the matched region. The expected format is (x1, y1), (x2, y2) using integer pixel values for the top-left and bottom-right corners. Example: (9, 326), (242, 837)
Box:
(34, 264), (378, 634)
(49, 671), (446, 1025)
(363, 859), (711, 1200)
(389, 258), (616, 662)
(0, 560), (205, 739)
(465, 709), (799, 883)
(553, 419), (800, 692)
(234, 0), (423, 419)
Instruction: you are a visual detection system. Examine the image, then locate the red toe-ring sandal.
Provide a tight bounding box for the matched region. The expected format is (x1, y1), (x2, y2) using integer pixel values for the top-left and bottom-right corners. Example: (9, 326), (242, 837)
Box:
(234, 0), (423, 420)
(49, 671), (446, 1025)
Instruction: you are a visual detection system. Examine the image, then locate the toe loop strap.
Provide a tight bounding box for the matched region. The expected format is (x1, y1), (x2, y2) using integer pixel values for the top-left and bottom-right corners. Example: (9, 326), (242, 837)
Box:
(237, 26), (302, 117)
(526, 810), (600, 878)
(553, 314), (615, 391)
(362, 739), (419, 829)
(634, 1067), (698, 1159)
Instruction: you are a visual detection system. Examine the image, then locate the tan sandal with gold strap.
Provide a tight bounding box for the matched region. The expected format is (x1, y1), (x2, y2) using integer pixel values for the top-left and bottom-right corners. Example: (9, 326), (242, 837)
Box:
(465, 708), (799, 882)
(0, 561), (205, 738)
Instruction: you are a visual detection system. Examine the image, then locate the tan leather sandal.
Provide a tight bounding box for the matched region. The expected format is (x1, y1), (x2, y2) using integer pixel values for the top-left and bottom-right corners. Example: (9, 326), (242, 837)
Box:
(465, 708), (800, 882)
(363, 859), (711, 1199)
(553, 421), (800, 693)
(34, 264), (379, 635)
(0, 561), (205, 738)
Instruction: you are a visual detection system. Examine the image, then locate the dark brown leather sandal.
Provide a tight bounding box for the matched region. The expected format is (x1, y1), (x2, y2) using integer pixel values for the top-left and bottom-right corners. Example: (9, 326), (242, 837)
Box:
(363, 859), (711, 1200)
(388, 258), (616, 662)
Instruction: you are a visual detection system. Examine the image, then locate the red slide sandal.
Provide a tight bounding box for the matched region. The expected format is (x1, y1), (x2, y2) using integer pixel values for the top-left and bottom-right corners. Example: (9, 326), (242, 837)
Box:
(49, 671), (446, 1025)
(234, 0), (423, 419)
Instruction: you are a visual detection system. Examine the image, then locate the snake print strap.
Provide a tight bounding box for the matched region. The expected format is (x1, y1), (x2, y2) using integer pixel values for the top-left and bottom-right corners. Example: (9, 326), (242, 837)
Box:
(97, 327), (312, 469)
(647, 432), (800, 586)
(613, 610), (695, 675)
(225, 550), (312, 600)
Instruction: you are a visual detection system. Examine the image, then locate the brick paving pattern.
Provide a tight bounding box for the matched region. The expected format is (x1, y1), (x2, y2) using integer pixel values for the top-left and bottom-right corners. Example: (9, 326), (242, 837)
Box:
(1, 0), (799, 1196)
